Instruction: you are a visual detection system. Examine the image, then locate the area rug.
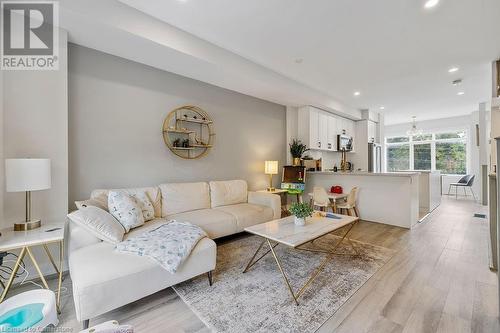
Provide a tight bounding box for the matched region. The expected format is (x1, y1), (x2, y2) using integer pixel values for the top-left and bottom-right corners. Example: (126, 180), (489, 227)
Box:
(173, 234), (395, 333)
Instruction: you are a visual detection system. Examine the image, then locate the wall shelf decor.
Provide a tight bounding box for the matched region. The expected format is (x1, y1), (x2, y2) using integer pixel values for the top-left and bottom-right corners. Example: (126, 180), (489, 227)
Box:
(162, 105), (215, 159)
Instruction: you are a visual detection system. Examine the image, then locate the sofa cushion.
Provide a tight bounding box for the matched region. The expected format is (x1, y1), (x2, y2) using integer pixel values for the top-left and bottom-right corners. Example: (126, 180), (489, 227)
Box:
(167, 209), (238, 239)
(108, 191), (144, 232)
(69, 238), (216, 321)
(75, 199), (108, 212)
(209, 180), (248, 208)
(215, 203), (274, 230)
(67, 207), (125, 244)
(160, 182), (210, 216)
(91, 187), (162, 218)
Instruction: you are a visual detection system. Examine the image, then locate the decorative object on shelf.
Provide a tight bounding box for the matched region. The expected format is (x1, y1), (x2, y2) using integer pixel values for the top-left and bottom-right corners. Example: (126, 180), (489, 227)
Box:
(264, 161), (278, 191)
(289, 202), (313, 226)
(162, 105), (215, 159)
(289, 139), (309, 166)
(406, 116), (423, 136)
(5, 158), (51, 231)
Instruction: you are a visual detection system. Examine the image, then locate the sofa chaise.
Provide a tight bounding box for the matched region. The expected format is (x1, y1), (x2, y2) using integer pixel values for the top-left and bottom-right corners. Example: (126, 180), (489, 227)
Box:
(67, 180), (281, 328)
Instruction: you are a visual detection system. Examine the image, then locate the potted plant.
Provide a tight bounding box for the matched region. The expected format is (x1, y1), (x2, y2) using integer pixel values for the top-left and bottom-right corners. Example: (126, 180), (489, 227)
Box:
(289, 202), (313, 226)
(289, 139), (309, 166)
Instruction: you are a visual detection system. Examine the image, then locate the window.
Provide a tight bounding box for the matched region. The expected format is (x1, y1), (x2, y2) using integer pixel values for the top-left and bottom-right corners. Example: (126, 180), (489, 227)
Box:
(385, 130), (467, 174)
(436, 142), (466, 174)
(387, 145), (410, 171)
(413, 143), (431, 170)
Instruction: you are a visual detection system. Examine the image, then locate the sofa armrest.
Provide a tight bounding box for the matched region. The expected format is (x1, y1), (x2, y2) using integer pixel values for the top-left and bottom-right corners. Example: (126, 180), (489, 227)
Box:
(248, 191), (281, 219)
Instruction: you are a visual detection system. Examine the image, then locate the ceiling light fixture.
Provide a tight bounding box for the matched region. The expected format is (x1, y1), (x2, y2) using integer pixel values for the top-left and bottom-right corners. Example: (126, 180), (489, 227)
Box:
(424, 0), (439, 9)
(379, 106), (385, 110)
(353, 91), (361, 96)
(448, 67), (459, 73)
(406, 116), (423, 136)
(457, 91), (465, 96)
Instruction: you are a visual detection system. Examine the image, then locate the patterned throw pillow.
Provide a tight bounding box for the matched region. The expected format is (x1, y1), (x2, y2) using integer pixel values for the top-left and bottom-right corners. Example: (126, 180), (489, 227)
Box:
(131, 192), (155, 222)
(108, 191), (144, 232)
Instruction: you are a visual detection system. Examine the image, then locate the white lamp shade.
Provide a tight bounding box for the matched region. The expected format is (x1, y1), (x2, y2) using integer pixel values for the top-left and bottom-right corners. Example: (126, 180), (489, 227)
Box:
(5, 158), (51, 192)
(264, 161), (279, 175)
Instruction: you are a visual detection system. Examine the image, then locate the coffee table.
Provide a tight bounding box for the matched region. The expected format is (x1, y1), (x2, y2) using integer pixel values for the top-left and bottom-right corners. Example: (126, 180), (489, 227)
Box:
(243, 212), (359, 305)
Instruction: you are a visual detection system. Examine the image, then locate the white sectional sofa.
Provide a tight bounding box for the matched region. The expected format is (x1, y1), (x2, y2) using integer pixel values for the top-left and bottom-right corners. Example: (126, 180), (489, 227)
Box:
(68, 180), (280, 328)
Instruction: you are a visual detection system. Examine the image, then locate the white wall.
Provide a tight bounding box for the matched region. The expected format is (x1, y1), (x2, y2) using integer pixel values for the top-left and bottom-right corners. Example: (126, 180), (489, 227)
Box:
(68, 44), (286, 204)
(0, 67), (3, 222)
(2, 30), (68, 278)
(3, 31), (68, 227)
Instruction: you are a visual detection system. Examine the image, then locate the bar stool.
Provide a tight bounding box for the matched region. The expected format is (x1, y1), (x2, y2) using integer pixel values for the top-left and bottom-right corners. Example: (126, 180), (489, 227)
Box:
(311, 187), (333, 212)
(336, 187), (359, 217)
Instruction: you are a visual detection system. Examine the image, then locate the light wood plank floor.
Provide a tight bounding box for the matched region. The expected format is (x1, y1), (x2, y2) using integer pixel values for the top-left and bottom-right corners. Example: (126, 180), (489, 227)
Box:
(11, 196), (499, 332)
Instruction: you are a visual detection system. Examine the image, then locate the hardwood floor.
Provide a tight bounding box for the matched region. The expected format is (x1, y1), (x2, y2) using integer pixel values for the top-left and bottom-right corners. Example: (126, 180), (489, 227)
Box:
(318, 196), (498, 333)
(11, 196), (498, 332)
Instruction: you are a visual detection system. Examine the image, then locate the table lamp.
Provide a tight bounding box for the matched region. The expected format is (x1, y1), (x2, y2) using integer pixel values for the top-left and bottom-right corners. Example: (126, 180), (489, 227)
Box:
(264, 160), (278, 192)
(5, 158), (51, 231)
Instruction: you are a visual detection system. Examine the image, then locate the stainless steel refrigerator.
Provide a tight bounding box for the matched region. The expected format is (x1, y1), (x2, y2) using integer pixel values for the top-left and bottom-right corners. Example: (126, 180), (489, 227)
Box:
(368, 143), (382, 173)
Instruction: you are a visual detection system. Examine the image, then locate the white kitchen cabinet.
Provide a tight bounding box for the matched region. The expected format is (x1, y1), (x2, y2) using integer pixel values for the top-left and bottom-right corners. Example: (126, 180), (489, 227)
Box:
(298, 106), (357, 151)
(367, 120), (376, 143)
(309, 108), (320, 149)
(327, 116), (337, 151)
(318, 112), (328, 150)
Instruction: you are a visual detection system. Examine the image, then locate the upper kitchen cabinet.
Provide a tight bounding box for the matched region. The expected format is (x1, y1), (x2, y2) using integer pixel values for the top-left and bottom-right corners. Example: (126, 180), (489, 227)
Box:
(327, 116), (337, 151)
(298, 106), (354, 151)
(367, 120), (377, 143)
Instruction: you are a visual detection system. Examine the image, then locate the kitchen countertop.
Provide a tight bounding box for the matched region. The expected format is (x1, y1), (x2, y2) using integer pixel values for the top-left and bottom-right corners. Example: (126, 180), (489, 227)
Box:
(307, 171), (420, 177)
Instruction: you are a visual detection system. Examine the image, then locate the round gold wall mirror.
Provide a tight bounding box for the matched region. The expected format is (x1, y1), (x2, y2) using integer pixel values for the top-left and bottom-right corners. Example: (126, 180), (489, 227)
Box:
(162, 105), (215, 159)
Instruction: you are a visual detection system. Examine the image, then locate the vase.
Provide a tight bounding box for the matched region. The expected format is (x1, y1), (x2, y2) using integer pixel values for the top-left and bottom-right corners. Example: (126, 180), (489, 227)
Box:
(293, 157), (301, 166)
(294, 216), (306, 226)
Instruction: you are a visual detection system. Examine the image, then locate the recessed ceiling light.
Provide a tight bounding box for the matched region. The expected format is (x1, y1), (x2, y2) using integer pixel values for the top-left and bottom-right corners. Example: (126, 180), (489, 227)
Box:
(379, 106), (385, 110)
(448, 67), (459, 73)
(424, 0), (439, 9)
(457, 91), (465, 96)
(353, 91), (361, 96)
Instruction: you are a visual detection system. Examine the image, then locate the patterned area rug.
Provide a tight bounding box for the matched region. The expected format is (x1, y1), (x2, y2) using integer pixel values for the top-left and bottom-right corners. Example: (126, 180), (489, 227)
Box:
(174, 234), (395, 333)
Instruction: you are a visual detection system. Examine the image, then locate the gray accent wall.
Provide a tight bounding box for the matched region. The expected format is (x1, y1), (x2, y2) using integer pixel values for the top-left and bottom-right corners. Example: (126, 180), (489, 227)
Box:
(68, 44), (286, 206)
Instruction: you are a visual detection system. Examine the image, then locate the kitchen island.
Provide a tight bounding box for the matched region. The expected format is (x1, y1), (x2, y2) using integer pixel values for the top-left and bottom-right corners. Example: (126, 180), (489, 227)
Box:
(305, 171), (420, 228)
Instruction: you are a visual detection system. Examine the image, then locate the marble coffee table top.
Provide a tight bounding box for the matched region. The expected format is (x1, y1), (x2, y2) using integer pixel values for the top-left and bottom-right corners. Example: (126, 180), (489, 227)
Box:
(244, 213), (358, 248)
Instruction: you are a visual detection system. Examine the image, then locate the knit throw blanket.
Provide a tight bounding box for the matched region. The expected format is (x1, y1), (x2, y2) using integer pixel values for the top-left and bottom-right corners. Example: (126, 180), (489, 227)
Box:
(116, 221), (207, 273)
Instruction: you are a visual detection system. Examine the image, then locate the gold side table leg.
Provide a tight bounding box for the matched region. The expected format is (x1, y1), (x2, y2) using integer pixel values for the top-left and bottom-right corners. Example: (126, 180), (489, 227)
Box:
(43, 244), (60, 275)
(0, 247), (27, 303)
(267, 239), (299, 306)
(25, 247), (50, 290)
(56, 240), (64, 313)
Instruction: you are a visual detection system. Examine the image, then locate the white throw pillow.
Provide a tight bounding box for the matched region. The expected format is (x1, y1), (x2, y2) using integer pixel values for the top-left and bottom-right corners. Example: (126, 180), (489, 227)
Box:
(131, 192), (155, 222)
(108, 191), (145, 232)
(67, 206), (125, 244)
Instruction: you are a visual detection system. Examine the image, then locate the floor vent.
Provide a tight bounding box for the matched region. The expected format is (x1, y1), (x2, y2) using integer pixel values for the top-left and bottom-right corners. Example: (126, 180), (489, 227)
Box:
(473, 213), (487, 219)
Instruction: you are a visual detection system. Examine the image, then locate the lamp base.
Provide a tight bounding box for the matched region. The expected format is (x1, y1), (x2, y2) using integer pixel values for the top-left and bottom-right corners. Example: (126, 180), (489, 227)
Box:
(14, 220), (41, 231)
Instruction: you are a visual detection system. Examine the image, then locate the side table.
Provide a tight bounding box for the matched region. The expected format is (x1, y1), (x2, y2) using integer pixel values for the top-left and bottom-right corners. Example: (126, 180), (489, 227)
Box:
(0, 223), (65, 313)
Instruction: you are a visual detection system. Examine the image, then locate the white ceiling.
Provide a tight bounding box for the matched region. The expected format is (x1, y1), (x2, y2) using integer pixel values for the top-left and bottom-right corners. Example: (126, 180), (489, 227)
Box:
(118, 0), (500, 124)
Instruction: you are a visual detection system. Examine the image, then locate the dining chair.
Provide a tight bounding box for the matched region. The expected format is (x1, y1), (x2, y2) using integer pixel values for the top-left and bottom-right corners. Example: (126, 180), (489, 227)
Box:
(311, 187), (333, 212)
(336, 187), (359, 217)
